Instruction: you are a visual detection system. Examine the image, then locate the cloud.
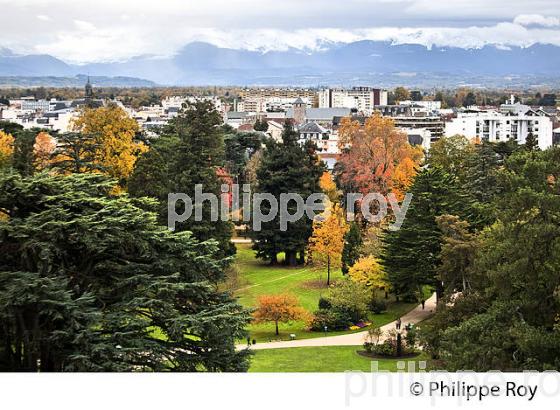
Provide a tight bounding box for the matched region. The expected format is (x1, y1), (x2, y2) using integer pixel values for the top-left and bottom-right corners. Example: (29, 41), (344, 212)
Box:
(513, 14), (560, 27)
(73, 20), (96, 31)
(1, 0), (560, 63)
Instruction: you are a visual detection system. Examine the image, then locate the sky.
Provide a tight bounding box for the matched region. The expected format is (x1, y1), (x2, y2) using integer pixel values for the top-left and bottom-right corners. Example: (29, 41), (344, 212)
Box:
(1, 0), (559, 63)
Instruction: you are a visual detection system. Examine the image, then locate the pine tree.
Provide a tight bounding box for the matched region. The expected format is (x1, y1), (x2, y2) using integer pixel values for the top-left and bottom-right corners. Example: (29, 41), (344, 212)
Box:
(341, 222), (362, 274)
(524, 132), (539, 151)
(381, 167), (473, 301)
(0, 171), (251, 371)
(251, 122), (324, 265)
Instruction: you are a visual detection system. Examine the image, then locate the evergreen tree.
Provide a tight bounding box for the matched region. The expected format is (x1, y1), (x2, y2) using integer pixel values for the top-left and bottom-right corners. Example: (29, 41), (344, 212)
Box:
(341, 222), (362, 274)
(12, 129), (36, 176)
(50, 132), (104, 174)
(524, 132), (539, 151)
(253, 119), (269, 132)
(251, 122), (324, 266)
(421, 148), (560, 371)
(129, 101), (235, 258)
(381, 167), (473, 300)
(0, 171), (251, 371)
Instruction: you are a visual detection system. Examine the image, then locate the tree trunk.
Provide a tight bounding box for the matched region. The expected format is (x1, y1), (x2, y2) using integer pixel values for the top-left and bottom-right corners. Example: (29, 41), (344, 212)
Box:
(298, 250), (305, 265)
(327, 255), (331, 286)
(286, 251), (297, 267)
(275, 320), (279, 336)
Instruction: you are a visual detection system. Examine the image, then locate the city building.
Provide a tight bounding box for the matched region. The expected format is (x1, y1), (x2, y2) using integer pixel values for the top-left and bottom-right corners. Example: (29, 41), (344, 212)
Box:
(318, 87), (388, 114)
(445, 107), (553, 149)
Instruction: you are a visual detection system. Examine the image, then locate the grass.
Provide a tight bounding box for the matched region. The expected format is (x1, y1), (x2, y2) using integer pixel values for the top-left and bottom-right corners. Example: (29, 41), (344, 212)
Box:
(248, 346), (431, 372)
(233, 243), (417, 342)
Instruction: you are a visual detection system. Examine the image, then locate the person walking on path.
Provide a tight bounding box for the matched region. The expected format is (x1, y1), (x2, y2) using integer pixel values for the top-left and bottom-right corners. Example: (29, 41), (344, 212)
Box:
(421, 299), (425, 310)
(396, 317), (402, 330)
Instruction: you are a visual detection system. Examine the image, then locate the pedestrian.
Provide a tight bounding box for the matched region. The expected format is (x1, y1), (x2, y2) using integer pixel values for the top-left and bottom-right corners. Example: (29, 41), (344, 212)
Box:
(421, 299), (425, 310)
(396, 317), (402, 330)
(247, 336), (251, 346)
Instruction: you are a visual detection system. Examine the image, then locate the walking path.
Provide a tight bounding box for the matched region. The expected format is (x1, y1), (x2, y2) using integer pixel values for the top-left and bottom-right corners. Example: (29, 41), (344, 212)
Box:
(238, 293), (437, 350)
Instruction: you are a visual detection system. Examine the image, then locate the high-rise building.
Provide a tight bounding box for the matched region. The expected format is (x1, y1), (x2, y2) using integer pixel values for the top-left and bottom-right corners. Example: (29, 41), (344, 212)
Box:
(318, 87), (388, 114)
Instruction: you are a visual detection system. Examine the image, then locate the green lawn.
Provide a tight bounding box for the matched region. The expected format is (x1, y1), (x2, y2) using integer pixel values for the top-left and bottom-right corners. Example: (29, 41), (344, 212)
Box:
(233, 243), (417, 342)
(249, 345), (430, 372)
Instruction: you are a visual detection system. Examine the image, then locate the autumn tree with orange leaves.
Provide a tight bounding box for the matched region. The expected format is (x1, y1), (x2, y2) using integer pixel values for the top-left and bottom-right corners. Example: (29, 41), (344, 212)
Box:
(336, 113), (423, 201)
(253, 294), (308, 335)
(33, 132), (56, 171)
(308, 205), (347, 286)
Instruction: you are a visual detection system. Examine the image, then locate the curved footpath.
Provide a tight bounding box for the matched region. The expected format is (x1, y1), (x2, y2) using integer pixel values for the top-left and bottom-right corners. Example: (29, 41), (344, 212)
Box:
(237, 293), (437, 351)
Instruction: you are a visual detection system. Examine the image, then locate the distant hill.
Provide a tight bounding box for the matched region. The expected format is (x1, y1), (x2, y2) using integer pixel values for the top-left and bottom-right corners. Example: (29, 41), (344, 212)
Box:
(0, 74), (156, 88)
(1, 41), (560, 87)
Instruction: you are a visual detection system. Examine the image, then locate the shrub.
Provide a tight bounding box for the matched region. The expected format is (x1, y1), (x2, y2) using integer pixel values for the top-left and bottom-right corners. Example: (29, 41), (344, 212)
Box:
(372, 340), (396, 356)
(405, 326), (417, 349)
(370, 299), (388, 314)
(325, 279), (370, 323)
(309, 309), (351, 331)
(318, 296), (332, 310)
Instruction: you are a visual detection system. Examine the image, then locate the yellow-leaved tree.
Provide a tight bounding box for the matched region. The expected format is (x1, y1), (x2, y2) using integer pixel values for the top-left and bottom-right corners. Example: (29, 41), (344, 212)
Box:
(348, 255), (390, 299)
(319, 171), (339, 204)
(0, 130), (15, 167)
(71, 105), (147, 184)
(308, 205), (348, 286)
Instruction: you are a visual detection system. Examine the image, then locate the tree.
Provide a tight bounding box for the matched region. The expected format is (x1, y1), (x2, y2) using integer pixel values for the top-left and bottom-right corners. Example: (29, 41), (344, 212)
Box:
(251, 122), (324, 265)
(381, 167), (473, 301)
(0, 121), (23, 136)
(223, 131), (262, 183)
(0, 171), (251, 371)
(393, 87), (410, 103)
(336, 114), (423, 198)
(524, 132), (539, 151)
(0, 130), (14, 168)
(50, 133), (104, 174)
(463, 92), (477, 107)
(436, 215), (477, 294)
(253, 119), (269, 132)
(428, 135), (475, 182)
(341, 222), (362, 274)
(253, 294), (308, 335)
(308, 205), (347, 285)
(33, 132), (56, 171)
(420, 148), (560, 370)
(319, 171), (339, 204)
(325, 280), (370, 323)
(129, 101), (235, 258)
(348, 255), (390, 299)
(12, 130), (36, 176)
(71, 104), (146, 184)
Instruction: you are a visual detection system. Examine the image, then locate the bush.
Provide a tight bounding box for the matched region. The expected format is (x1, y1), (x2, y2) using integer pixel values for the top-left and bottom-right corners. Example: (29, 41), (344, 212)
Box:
(325, 280), (370, 323)
(370, 299), (388, 314)
(372, 340), (396, 356)
(405, 326), (417, 349)
(318, 297), (332, 310)
(309, 309), (351, 331)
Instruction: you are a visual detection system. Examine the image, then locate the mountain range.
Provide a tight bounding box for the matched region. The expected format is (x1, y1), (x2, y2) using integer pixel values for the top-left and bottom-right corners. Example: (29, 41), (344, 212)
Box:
(1, 41), (560, 87)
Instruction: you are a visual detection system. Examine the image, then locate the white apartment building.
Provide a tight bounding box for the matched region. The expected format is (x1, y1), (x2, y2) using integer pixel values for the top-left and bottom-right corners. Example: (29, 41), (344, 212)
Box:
(445, 108), (553, 149)
(318, 87), (388, 115)
(400, 100), (442, 112)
